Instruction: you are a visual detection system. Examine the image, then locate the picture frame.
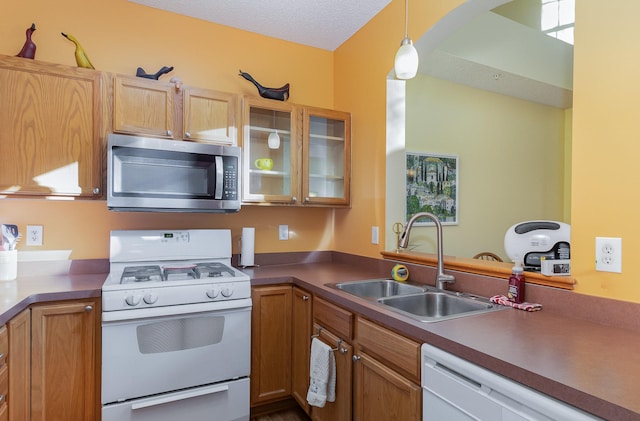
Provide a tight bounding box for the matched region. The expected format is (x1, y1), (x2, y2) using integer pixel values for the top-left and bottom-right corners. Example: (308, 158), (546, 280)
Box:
(405, 152), (459, 225)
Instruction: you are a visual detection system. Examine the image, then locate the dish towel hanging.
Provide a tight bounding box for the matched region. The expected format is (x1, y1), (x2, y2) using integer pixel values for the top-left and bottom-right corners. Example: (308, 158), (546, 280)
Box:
(306, 337), (336, 407)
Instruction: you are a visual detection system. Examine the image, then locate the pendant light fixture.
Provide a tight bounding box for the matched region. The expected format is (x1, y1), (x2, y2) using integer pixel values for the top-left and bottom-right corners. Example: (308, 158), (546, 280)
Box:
(394, 0), (419, 80)
(268, 110), (280, 149)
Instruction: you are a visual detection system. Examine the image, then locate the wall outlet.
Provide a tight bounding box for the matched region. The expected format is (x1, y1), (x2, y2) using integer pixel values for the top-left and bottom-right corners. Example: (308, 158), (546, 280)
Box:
(26, 225), (43, 246)
(278, 225), (289, 241)
(595, 237), (622, 273)
(371, 226), (379, 245)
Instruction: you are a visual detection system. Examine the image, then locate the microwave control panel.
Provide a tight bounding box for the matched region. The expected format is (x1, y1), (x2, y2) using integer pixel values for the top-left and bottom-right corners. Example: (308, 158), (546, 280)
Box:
(222, 156), (238, 200)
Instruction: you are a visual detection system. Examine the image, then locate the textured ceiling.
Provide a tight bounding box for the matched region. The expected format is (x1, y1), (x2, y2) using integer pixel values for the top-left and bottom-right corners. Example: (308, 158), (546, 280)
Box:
(128, 0), (392, 51)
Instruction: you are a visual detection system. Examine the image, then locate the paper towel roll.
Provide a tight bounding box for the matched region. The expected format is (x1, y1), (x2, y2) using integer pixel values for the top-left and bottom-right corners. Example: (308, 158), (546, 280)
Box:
(240, 227), (255, 267)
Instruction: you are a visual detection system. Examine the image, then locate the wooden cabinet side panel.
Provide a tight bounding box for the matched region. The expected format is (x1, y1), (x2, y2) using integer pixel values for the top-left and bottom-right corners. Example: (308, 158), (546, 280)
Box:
(310, 325), (353, 421)
(31, 301), (97, 421)
(353, 352), (421, 421)
(291, 288), (312, 414)
(250, 286), (293, 406)
(7, 309), (30, 421)
(355, 317), (420, 382)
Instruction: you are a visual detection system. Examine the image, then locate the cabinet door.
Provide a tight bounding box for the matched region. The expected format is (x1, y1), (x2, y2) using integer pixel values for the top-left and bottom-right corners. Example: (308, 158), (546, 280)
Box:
(302, 107), (351, 206)
(31, 300), (98, 421)
(353, 351), (421, 421)
(113, 75), (176, 138)
(311, 325), (352, 421)
(8, 309), (30, 421)
(183, 87), (237, 145)
(0, 55), (103, 197)
(242, 97), (301, 204)
(250, 285), (292, 406)
(291, 287), (312, 414)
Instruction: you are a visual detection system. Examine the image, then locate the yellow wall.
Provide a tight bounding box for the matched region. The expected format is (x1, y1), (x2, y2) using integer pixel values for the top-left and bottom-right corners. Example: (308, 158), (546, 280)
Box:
(1, 0), (337, 258)
(570, 0), (640, 300)
(4, 0), (640, 303)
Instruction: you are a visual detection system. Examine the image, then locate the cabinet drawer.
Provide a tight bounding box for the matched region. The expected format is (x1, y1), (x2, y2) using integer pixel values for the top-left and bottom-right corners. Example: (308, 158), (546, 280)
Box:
(0, 326), (6, 367)
(355, 317), (420, 382)
(313, 297), (353, 340)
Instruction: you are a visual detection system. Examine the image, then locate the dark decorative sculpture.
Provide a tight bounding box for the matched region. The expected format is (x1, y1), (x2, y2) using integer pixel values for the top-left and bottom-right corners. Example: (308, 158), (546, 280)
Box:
(239, 70), (290, 101)
(16, 23), (36, 59)
(61, 32), (95, 69)
(136, 66), (174, 80)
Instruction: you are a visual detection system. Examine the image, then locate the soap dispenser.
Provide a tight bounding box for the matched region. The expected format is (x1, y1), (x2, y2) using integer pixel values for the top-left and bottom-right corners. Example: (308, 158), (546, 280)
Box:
(507, 260), (525, 304)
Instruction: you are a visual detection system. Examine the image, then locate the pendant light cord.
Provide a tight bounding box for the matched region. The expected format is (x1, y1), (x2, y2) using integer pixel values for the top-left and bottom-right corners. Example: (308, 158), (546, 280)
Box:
(404, 0), (409, 39)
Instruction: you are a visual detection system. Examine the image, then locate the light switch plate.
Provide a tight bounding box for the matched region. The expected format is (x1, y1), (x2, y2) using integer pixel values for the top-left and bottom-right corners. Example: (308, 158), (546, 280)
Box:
(278, 225), (289, 240)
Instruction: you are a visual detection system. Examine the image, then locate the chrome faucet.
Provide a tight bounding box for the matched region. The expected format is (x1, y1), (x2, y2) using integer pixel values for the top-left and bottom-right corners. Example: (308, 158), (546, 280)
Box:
(398, 212), (455, 290)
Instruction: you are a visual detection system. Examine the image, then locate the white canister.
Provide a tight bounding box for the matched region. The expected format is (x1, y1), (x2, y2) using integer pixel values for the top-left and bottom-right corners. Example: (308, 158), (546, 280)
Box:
(0, 250), (18, 281)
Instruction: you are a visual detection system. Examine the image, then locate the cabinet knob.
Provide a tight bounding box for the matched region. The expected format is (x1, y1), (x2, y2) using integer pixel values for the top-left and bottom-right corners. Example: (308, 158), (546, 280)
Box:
(85, 305), (93, 312)
(304, 197), (310, 203)
(302, 295), (309, 301)
(352, 355), (361, 362)
(185, 132), (191, 138)
(0, 394), (4, 404)
(292, 196), (297, 203)
(166, 130), (173, 137)
(0, 353), (4, 360)
(93, 187), (100, 195)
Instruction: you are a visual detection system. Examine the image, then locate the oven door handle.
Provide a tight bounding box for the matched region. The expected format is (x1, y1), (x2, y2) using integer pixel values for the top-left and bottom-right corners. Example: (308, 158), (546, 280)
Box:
(131, 384), (230, 410)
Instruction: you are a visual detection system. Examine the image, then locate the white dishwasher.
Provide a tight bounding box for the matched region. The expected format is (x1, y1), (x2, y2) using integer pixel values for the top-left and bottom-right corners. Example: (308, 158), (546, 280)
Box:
(422, 344), (602, 420)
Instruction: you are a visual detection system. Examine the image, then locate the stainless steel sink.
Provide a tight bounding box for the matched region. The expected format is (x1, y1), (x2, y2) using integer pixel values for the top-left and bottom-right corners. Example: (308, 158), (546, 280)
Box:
(378, 291), (506, 322)
(330, 279), (426, 300)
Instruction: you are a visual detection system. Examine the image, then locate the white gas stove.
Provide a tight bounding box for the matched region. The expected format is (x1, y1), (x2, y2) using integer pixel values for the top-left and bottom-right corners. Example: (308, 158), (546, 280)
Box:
(102, 229), (251, 312)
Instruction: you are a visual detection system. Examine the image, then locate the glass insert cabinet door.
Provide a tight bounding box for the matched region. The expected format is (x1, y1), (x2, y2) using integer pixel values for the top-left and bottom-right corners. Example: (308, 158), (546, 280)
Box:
(242, 98), (300, 203)
(302, 107), (351, 206)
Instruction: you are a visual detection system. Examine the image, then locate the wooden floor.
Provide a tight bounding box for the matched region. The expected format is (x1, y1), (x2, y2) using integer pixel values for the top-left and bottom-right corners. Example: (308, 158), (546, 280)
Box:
(251, 407), (311, 421)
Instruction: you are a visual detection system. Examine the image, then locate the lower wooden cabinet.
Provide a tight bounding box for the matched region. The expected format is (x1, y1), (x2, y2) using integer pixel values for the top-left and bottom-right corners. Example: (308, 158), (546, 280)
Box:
(251, 287), (422, 421)
(6, 299), (99, 421)
(251, 285), (293, 406)
(310, 324), (353, 421)
(7, 309), (30, 421)
(352, 351), (421, 421)
(291, 287), (312, 413)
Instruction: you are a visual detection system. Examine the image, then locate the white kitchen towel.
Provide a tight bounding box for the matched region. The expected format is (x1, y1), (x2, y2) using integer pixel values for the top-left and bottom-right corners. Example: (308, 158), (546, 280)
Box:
(306, 337), (336, 407)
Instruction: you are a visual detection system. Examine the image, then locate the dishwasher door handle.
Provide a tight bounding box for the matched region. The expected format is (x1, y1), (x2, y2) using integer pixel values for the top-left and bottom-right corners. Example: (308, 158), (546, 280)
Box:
(131, 384), (230, 410)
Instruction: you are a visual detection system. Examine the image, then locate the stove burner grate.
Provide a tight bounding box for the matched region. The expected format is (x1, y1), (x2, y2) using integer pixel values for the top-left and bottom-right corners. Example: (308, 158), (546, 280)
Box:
(121, 265), (163, 284)
(195, 262), (236, 278)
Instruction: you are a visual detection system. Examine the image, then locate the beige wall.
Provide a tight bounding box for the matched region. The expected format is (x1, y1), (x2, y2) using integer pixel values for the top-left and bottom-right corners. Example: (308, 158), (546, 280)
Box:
(403, 75), (567, 260)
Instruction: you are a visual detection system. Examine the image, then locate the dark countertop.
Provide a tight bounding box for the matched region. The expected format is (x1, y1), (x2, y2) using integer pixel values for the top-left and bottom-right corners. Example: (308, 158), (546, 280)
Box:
(242, 261), (640, 420)
(1, 258), (637, 419)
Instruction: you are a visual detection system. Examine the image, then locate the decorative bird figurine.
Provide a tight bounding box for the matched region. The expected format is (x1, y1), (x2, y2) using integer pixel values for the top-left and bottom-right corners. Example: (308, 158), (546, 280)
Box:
(239, 70), (290, 101)
(136, 66), (174, 80)
(16, 23), (37, 59)
(61, 32), (95, 69)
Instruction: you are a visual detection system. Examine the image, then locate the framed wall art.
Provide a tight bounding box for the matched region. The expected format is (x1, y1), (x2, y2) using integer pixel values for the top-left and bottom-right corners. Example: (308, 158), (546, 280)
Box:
(405, 152), (458, 225)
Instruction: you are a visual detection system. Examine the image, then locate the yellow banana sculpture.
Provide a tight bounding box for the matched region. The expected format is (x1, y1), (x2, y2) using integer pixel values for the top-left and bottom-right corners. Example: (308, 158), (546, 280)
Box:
(61, 32), (95, 69)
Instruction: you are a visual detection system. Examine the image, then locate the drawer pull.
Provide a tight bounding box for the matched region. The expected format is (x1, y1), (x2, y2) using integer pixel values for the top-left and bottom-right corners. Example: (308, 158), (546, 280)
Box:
(303, 295), (309, 301)
(0, 353), (3, 360)
(352, 355), (361, 362)
(85, 305), (93, 312)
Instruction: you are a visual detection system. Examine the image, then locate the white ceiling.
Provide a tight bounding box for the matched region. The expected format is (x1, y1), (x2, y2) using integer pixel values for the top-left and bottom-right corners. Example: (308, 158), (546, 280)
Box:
(128, 0), (391, 51)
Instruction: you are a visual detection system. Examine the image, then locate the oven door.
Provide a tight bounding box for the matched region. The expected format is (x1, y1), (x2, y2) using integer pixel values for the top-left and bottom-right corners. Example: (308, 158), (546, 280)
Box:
(102, 300), (251, 405)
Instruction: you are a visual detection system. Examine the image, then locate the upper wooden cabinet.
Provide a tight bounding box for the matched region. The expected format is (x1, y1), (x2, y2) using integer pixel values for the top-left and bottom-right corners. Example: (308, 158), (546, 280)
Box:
(241, 97), (351, 207)
(113, 75), (238, 145)
(0, 55), (104, 198)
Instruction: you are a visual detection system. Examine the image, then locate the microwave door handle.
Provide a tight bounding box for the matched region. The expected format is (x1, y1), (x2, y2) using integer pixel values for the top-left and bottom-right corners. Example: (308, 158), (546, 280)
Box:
(214, 156), (224, 200)
(131, 384), (230, 410)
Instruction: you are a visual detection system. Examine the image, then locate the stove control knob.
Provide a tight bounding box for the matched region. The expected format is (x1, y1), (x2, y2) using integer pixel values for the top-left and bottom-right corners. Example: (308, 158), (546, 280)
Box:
(125, 295), (142, 306)
(221, 287), (233, 298)
(206, 288), (220, 299)
(143, 293), (158, 305)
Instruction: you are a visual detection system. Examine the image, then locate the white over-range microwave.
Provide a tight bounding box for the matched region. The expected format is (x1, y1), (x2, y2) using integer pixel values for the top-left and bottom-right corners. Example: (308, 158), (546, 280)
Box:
(107, 133), (241, 213)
